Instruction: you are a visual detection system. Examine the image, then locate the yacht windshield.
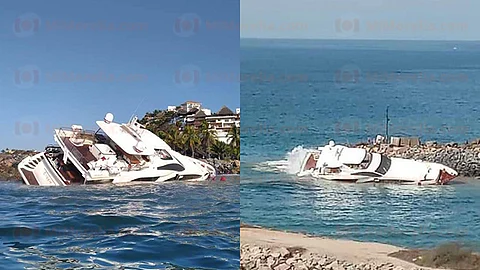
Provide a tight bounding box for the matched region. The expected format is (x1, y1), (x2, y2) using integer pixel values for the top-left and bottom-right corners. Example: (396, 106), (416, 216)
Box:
(359, 153), (372, 169)
(375, 155), (392, 175)
(156, 149), (173, 160)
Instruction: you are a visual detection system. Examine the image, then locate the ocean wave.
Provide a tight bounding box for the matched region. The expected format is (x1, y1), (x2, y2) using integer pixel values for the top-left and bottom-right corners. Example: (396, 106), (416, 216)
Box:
(0, 181), (239, 269)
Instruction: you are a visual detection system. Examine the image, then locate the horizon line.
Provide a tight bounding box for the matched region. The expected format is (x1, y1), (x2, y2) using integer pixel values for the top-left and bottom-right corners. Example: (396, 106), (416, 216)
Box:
(240, 37), (480, 42)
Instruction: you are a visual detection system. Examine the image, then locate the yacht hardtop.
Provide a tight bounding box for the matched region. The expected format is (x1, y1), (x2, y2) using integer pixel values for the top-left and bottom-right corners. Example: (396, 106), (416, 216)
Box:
(18, 113), (216, 186)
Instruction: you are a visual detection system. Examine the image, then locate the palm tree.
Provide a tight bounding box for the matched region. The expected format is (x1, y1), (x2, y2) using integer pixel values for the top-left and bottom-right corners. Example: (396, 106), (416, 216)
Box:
(211, 140), (229, 160)
(171, 126), (185, 152)
(158, 126), (184, 152)
(198, 121), (217, 158)
(227, 124), (240, 159)
(183, 125), (200, 157)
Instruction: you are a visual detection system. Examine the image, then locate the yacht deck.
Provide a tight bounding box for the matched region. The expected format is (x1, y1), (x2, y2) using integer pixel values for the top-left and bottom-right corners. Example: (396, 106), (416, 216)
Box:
(63, 138), (97, 169)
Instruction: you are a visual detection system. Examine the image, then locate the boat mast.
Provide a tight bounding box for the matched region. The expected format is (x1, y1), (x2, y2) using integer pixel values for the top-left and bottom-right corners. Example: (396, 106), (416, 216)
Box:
(385, 106), (390, 143)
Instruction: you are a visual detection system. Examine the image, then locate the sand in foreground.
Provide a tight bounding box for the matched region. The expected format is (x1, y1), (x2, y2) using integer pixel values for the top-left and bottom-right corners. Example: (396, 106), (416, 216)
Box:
(241, 227), (443, 270)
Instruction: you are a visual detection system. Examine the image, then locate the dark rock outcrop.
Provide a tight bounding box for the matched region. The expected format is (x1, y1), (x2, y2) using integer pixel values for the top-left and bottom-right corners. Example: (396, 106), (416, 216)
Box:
(203, 158), (240, 175)
(0, 149), (38, 180)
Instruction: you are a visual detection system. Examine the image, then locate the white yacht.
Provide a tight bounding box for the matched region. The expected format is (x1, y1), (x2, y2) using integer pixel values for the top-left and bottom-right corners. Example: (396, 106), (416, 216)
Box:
(18, 113), (216, 186)
(298, 141), (457, 185)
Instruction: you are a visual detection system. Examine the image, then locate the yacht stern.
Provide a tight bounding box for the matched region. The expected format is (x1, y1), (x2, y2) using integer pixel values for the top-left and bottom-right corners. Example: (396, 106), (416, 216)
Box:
(18, 152), (67, 186)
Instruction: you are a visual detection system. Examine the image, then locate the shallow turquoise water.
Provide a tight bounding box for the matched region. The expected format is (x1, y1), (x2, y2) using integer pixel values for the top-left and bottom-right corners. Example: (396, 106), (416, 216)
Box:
(0, 179), (239, 269)
(240, 39), (480, 251)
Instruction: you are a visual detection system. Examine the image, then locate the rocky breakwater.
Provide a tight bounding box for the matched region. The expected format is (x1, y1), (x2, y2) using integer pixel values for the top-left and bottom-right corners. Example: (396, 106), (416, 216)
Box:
(202, 158), (240, 175)
(0, 149), (38, 180)
(356, 141), (480, 177)
(241, 244), (425, 270)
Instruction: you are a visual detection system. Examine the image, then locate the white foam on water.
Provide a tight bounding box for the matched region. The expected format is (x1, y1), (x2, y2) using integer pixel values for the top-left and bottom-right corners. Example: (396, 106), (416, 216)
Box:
(252, 146), (313, 175)
(285, 146), (312, 174)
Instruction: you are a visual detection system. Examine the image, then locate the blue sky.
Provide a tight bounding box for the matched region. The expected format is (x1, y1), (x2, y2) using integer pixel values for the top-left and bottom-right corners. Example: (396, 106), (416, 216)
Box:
(241, 0), (478, 40)
(0, 0), (239, 150)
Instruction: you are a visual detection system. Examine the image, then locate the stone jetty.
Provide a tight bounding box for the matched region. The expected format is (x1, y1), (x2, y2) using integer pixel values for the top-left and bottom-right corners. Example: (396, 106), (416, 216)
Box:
(353, 141), (480, 177)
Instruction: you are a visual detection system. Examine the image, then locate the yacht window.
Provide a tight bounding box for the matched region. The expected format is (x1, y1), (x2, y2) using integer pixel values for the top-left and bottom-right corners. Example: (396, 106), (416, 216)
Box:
(351, 171), (382, 177)
(156, 149), (173, 160)
(375, 155), (392, 175)
(326, 167), (341, 173)
(360, 153), (372, 169)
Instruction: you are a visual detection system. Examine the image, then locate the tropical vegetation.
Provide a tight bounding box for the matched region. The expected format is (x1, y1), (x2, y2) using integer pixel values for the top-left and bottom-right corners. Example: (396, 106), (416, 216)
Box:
(140, 109), (239, 160)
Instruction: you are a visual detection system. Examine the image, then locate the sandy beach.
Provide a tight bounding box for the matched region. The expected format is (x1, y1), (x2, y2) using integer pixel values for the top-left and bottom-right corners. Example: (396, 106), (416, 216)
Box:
(240, 226), (446, 270)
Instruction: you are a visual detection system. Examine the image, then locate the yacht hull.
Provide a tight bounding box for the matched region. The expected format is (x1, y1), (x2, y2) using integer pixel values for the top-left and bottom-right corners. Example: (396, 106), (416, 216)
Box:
(17, 114), (218, 187)
(18, 153), (67, 186)
(18, 152), (216, 186)
(298, 145), (458, 185)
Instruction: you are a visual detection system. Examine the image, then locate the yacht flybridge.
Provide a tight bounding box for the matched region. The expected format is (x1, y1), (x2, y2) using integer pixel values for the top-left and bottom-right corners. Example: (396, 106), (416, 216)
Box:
(298, 141), (457, 185)
(18, 113), (216, 186)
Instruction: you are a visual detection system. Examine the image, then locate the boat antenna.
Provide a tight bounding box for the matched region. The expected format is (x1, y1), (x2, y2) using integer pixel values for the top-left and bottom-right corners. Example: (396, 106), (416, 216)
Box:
(129, 97), (146, 123)
(385, 106), (390, 143)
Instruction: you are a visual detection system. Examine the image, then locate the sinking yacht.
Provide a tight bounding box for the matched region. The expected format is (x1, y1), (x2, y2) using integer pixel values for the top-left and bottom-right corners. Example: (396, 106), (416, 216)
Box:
(18, 113), (216, 186)
(297, 141), (457, 185)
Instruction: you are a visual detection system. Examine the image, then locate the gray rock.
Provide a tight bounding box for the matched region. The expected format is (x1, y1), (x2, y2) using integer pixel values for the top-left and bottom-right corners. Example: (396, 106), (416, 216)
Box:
(292, 261), (309, 270)
(267, 256), (276, 267)
(274, 263), (291, 270)
(317, 257), (328, 266)
(271, 252), (281, 258)
(278, 247), (290, 257)
(286, 257), (296, 265)
(325, 260), (345, 270)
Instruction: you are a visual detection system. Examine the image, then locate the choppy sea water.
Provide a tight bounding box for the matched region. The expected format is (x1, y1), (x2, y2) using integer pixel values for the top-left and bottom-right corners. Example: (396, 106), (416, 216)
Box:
(240, 39), (480, 251)
(0, 178), (239, 269)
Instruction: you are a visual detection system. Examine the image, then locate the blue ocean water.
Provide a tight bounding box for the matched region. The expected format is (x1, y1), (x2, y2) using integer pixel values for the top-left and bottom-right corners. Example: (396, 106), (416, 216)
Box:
(0, 179), (239, 269)
(240, 39), (480, 251)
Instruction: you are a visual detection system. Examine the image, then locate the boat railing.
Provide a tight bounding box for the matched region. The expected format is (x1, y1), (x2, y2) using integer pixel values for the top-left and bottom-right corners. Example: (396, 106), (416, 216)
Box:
(56, 128), (96, 171)
(67, 145), (89, 169)
(57, 127), (97, 139)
